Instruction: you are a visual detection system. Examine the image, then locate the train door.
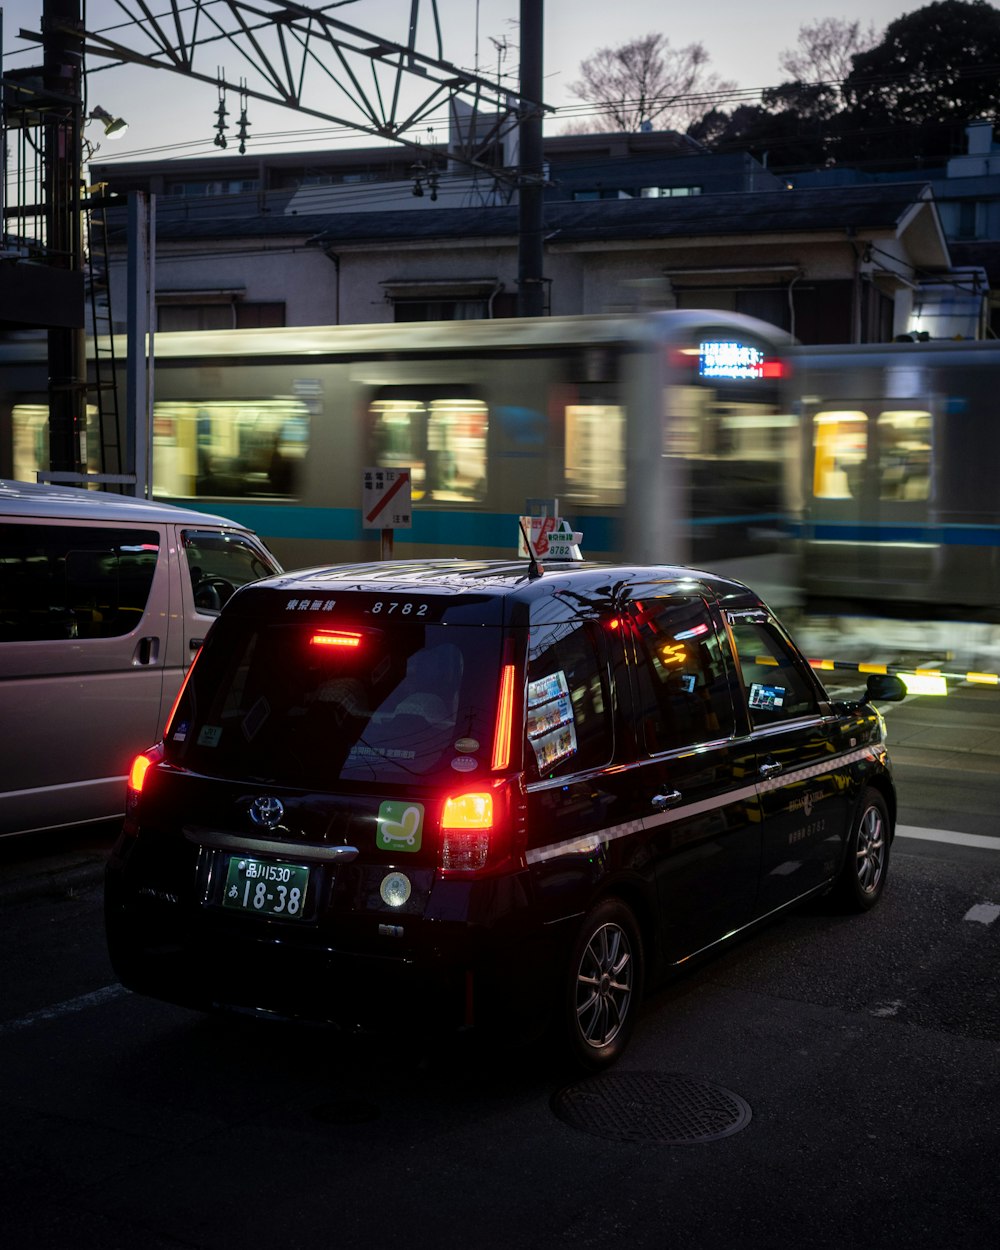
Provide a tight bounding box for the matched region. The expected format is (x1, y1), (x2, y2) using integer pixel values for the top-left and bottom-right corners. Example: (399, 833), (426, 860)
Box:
(807, 399), (932, 603)
(870, 405), (933, 598)
(805, 400), (870, 598)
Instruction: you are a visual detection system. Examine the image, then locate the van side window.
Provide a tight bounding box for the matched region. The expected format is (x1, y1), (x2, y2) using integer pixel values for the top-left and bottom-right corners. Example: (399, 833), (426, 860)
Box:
(0, 523), (159, 641)
(525, 620), (611, 780)
(628, 597), (735, 752)
(728, 617), (820, 725)
(183, 530), (276, 613)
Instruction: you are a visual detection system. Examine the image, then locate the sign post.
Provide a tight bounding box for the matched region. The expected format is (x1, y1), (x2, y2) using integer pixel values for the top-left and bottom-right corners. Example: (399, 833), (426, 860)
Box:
(362, 467), (413, 559)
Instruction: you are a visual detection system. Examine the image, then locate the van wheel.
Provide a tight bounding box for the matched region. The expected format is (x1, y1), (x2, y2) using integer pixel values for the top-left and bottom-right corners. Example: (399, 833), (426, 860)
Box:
(835, 788), (890, 912)
(562, 898), (644, 1071)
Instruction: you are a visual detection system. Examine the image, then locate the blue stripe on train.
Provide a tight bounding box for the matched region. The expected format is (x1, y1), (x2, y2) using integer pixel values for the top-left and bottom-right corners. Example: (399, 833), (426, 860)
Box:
(804, 521), (1000, 546)
(164, 501), (623, 552)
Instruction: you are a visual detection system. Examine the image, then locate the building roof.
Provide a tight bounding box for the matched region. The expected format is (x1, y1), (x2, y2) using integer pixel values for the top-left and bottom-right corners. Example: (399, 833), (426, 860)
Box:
(110, 182), (947, 269)
(112, 182), (935, 240)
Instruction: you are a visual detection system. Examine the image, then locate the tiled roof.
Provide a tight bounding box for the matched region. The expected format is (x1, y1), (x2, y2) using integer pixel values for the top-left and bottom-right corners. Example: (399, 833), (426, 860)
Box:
(112, 182), (936, 247)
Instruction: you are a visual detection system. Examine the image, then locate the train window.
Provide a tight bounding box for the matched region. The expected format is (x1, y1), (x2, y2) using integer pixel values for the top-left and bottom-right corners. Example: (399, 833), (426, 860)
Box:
(370, 397), (488, 503)
(878, 410), (931, 501)
(812, 411), (868, 499)
(12, 403), (101, 484)
(564, 405), (625, 505)
(151, 400), (309, 500)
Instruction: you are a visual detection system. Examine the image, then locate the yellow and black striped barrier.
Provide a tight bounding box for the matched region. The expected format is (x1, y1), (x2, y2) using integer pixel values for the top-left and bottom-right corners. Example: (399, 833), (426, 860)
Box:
(807, 658), (999, 686)
(751, 654), (1000, 690)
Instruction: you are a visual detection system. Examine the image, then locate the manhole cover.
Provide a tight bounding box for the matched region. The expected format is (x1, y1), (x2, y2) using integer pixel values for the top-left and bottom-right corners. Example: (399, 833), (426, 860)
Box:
(551, 1071), (752, 1145)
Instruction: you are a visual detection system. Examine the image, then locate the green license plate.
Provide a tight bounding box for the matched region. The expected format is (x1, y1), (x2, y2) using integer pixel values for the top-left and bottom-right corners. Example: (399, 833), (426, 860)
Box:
(222, 855), (310, 920)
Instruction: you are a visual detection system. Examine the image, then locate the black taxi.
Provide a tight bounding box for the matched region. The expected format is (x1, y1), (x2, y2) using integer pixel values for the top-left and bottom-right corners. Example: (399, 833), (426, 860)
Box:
(105, 559), (904, 1069)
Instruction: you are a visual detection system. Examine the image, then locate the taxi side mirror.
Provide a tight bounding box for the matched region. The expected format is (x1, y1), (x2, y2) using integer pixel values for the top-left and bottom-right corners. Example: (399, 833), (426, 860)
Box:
(863, 673), (907, 703)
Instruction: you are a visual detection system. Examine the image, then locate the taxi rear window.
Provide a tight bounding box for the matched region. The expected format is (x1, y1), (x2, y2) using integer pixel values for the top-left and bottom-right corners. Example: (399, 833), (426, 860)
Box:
(167, 619), (503, 785)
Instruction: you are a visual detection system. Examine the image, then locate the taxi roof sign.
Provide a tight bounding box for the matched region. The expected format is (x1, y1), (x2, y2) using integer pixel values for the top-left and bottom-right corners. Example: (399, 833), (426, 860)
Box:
(518, 514), (583, 561)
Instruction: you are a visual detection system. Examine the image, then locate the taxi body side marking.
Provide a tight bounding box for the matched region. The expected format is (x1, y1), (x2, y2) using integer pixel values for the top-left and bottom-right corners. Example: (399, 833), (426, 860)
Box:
(524, 745), (884, 866)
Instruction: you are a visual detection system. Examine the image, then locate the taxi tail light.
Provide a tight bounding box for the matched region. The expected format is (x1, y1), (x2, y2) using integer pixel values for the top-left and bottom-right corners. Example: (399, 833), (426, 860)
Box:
(123, 742), (165, 836)
(491, 661), (517, 771)
(439, 779), (525, 877)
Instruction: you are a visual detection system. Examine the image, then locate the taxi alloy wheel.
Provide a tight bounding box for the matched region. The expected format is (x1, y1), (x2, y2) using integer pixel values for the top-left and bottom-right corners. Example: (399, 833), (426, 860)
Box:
(838, 788), (891, 912)
(566, 898), (644, 1070)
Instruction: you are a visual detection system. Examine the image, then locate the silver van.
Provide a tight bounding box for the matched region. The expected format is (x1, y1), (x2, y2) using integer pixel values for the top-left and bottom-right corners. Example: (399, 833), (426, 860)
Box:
(0, 479), (282, 837)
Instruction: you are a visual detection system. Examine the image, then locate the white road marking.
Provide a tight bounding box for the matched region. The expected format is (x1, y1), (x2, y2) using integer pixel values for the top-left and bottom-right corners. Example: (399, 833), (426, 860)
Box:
(964, 903), (1000, 925)
(896, 825), (1000, 851)
(0, 984), (129, 1035)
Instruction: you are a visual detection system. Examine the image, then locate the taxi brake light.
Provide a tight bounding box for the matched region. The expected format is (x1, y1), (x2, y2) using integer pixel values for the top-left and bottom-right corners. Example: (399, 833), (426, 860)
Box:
(442, 792), (494, 829)
(440, 791), (494, 873)
(310, 630), (362, 648)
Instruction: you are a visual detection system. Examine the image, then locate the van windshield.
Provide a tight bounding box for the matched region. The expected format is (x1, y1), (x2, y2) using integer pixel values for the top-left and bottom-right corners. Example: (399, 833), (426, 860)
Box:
(167, 619), (504, 786)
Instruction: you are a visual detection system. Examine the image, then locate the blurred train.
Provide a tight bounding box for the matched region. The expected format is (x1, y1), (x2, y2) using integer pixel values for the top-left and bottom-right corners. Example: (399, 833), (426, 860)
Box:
(791, 338), (1000, 615)
(8, 316), (1000, 615)
(0, 311), (797, 594)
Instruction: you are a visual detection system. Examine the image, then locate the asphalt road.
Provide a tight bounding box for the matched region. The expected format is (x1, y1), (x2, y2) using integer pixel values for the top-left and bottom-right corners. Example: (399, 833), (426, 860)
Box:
(1, 683), (998, 1249)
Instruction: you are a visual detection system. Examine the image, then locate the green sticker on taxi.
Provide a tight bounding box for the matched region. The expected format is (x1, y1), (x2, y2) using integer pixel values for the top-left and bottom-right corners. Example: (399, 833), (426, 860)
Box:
(377, 801), (424, 852)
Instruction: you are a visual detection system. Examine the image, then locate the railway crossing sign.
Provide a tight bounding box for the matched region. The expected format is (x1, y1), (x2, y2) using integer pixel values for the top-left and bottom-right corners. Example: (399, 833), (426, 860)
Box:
(362, 467), (412, 530)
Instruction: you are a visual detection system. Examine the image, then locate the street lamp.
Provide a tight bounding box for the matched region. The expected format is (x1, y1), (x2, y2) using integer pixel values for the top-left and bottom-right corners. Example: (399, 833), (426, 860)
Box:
(88, 105), (128, 139)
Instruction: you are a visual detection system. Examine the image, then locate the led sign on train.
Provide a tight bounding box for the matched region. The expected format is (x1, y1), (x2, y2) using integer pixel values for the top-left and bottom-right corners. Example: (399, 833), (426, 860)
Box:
(699, 340), (767, 380)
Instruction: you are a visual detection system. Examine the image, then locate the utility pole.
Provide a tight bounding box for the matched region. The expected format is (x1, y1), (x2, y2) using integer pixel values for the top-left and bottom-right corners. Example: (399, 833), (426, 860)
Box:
(43, 0), (86, 475)
(517, 0), (545, 317)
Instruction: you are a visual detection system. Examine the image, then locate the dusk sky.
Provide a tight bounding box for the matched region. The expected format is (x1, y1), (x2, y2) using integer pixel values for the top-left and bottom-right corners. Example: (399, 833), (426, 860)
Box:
(1, 1), (934, 161)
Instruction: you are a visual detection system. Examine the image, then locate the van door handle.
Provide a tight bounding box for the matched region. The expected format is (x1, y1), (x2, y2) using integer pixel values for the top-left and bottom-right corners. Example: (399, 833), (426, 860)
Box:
(759, 760), (782, 778)
(190, 637), (205, 650)
(651, 791), (682, 811)
(136, 636), (160, 666)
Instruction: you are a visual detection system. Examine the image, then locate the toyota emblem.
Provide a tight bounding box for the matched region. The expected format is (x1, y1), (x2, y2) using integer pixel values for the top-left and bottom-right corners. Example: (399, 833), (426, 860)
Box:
(249, 795), (284, 829)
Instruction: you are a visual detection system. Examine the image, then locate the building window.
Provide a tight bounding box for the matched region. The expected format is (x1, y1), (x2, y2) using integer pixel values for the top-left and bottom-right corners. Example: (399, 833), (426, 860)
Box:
(166, 179), (260, 197)
(640, 186), (702, 197)
(957, 200), (983, 240)
(157, 302), (285, 332)
(393, 299), (489, 322)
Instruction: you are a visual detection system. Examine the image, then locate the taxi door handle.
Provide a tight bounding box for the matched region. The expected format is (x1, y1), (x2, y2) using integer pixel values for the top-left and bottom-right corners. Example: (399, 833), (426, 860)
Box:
(651, 791), (682, 811)
(759, 760), (782, 778)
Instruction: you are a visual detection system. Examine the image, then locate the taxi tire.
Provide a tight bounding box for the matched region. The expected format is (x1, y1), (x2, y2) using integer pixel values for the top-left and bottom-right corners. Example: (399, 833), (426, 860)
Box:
(835, 788), (891, 912)
(562, 897), (644, 1072)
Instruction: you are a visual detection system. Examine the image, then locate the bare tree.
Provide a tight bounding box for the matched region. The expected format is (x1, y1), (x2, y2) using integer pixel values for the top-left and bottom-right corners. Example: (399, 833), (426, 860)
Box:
(570, 33), (735, 133)
(779, 17), (881, 86)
